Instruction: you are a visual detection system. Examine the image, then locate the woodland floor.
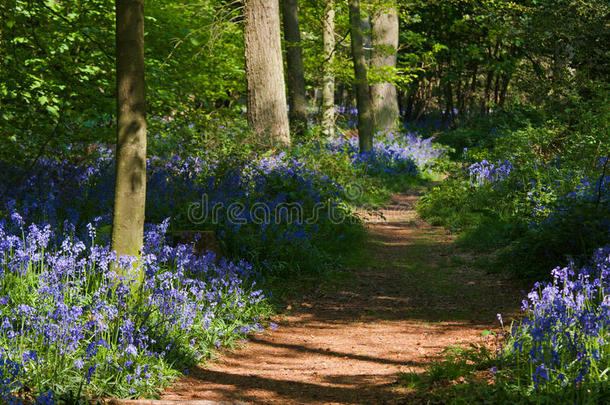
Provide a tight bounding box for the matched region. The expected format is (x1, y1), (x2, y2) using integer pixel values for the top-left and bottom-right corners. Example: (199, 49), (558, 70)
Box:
(160, 191), (525, 404)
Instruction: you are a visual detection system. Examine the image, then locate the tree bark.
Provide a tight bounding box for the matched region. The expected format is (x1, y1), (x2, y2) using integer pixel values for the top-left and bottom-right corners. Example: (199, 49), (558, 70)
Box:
(482, 69), (493, 115)
(499, 73), (511, 106)
(456, 74), (464, 120)
(444, 80), (455, 124)
(311, 87), (319, 111)
(467, 63), (478, 117)
(112, 0), (147, 259)
(244, 0), (290, 146)
(493, 72), (500, 105)
(321, 0), (335, 137)
(370, 3), (399, 134)
(349, 0), (374, 152)
(282, 0), (307, 137)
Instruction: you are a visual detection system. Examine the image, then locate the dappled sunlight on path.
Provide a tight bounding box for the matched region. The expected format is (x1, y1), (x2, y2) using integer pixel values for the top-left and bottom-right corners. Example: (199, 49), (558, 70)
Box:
(161, 192), (523, 404)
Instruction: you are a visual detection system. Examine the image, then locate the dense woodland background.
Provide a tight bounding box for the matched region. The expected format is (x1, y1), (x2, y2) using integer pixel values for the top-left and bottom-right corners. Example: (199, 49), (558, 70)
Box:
(1, 0), (607, 162)
(0, 0), (609, 403)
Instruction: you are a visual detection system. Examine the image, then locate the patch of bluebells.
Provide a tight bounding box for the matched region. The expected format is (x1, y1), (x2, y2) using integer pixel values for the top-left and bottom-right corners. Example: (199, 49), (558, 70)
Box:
(468, 159), (513, 186)
(201, 152), (354, 270)
(0, 148), (368, 397)
(0, 217), (269, 399)
(0, 150), (355, 272)
(0, 153), (209, 234)
(463, 156), (609, 235)
(0, 357), (56, 405)
(0, 154), (115, 229)
(328, 132), (445, 176)
(522, 174), (610, 266)
(335, 106), (359, 129)
(499, 246), (610, 390)
(542, 174), (610, 222)
(0, 150), (363, 398)
(560, 174), (610, 207)
(0, 356), (23, 405)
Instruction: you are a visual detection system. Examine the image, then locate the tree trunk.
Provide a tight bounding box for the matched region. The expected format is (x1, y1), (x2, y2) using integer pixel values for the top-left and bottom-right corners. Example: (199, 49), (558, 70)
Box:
(444, 80), (455, 124)
(456, 74), (464, 120)
(321, 0), (335, 137)
(244, 0), (290, 146)
(370, 3), (399, 134)
(349, 0), (374, 152)
(493, 72), (500, 106)
(482, 69), (493, 115)
(311, 87), (319, 112)
(499, 74), (511, 106)
(112, 0), (147, 260)
(467, 63), (478, 117)
(282, 0), (307, 137)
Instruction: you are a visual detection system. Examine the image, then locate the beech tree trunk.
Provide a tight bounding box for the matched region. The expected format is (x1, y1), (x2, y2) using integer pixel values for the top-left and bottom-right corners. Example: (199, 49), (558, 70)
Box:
(244, 0), (290, 146)
(370, 3), (399, 134)
(349, 0), (374, 152)
(282, 0), (307, 137)
(321, 0), (335, 137)
(112, 0), (147, 259)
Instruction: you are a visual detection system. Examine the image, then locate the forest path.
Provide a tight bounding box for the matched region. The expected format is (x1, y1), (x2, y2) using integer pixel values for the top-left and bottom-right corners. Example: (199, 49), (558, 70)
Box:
(161, 191), (522, 404)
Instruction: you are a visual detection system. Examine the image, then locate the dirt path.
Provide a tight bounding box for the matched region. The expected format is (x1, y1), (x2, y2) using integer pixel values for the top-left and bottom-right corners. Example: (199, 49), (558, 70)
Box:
(161, 193), (523, 404)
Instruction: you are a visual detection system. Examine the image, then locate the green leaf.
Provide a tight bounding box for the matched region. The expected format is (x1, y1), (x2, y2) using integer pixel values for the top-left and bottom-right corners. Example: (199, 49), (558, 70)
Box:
(46, 105), (60, 117)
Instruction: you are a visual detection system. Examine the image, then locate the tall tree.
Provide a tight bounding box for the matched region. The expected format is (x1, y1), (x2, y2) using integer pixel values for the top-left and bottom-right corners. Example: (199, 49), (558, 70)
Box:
(370, 2), (399, 134)
(112, 0), (147, 258)
(282, 0), (307, 137)
(244, 0), (291, 146)
(321, 0), (336, 137)
(349, 0), (374, 152)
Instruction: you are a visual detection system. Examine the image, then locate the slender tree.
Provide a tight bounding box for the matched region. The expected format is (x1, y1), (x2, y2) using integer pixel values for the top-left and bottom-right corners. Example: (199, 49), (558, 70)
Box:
(321, 0), (335, 137)
(282, 0), (307, 137)
(349, 0), (374, 152)
(371, 2), (399, 134)
(112, 0), (147, 259)
(244, 0), (291, 146)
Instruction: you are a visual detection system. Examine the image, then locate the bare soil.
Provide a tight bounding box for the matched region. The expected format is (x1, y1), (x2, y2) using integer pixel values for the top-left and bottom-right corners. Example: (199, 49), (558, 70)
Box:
(161, 193), (524, 404)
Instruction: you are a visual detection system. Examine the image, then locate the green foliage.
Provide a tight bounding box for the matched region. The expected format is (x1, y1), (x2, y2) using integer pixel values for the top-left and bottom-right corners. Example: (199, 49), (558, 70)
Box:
(0, 0), (115, 163)
(0, 0), (247, 163)
(418, 97), (609, 280)
(397, 0), (609, 130)
(146, 0), (246, 117)
(434, 104), (546, 158)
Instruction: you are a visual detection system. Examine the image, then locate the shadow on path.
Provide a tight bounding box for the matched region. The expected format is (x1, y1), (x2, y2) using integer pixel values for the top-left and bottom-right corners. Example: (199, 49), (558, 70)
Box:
(182, 368), (399, 404)
(162, 193), (524, 404)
